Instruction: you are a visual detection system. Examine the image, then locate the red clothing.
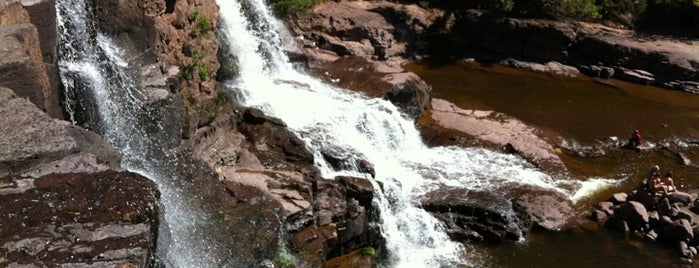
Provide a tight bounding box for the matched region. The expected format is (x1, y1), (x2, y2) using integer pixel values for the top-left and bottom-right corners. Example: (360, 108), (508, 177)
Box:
(630, 132), (642, 146)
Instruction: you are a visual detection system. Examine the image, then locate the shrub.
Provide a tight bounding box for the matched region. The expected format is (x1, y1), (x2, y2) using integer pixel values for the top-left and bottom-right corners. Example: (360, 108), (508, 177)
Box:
(270, 0), (315, 15)
(597, 0), (647, 26)
(514, 0), (599, 19)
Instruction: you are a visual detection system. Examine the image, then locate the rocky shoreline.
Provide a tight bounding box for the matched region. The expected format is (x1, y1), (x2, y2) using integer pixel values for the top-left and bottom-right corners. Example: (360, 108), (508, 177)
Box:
(1, 0), (698, 266)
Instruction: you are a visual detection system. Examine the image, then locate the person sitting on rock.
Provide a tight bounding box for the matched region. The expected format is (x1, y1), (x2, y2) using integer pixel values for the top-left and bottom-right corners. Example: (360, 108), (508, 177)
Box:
(645, 165), (661, 191)
(659, 171), (676, 194)
(628, 129), (642, 147)
(652, 171), (676, 195)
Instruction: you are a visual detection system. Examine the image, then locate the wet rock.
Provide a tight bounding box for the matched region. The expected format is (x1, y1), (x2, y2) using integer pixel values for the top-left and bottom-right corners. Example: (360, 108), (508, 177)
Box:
(238, 111), (314, 168)
(500, 59), (580, 78)
(0, 171), (160, 267)
(95, 0), (220, 138)
(511, 188), (574, 231)
(421, 188), (525, 243)
(615, 68), (655, 85)
(323, 247), (377, 268)
(381, 71), (432, 119)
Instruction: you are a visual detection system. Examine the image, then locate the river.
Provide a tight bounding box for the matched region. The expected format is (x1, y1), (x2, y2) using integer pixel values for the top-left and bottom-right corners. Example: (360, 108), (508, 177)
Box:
(406, 60), (699, 267)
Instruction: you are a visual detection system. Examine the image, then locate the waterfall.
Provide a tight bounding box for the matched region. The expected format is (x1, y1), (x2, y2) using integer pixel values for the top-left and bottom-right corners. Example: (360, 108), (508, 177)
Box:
(56, 1), (235, 267)
(56, 0), (611, 266)
(215, 0), (607, 266)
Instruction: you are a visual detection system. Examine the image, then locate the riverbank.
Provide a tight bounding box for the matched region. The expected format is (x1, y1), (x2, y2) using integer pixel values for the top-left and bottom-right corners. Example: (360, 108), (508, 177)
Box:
(288, 0), (699, 265)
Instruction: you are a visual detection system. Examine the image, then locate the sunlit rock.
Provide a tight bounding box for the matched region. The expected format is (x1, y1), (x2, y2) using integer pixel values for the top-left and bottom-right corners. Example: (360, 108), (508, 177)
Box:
(426, 98), (568, 177)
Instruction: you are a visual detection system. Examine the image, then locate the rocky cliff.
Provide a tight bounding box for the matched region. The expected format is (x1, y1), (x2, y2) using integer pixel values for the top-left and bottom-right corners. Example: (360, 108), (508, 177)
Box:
(0, 1), (161, 267)
(0, 84), (160, 267)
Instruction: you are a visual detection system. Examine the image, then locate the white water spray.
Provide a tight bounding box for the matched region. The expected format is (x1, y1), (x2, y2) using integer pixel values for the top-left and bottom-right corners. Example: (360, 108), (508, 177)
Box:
(57, 1), (234, 267)
(215, 0), (608, 266)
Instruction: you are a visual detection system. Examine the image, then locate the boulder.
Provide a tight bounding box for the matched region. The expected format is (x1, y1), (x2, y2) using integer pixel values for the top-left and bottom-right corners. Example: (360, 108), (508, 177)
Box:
(669, 191), (693, 206)
(595, 201), (615, 216)
(381, 72), (432, 119)
(617, 201), (649, 231)
(611, 192), (628, 204)
(512, 189), (574, 231)
(663, 219), (693, 244)
(420, 188), (524, 243)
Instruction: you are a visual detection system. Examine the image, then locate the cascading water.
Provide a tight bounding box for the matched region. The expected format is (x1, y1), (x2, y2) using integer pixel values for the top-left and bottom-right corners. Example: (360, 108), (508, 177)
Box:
(56, 1), (238, 267)
(216, 0), (612, 266)
(55, 0), (612, 266)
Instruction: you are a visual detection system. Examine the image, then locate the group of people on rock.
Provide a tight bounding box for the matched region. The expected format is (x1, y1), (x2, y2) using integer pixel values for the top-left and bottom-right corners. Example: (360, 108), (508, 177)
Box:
(645, 165), (676, 195)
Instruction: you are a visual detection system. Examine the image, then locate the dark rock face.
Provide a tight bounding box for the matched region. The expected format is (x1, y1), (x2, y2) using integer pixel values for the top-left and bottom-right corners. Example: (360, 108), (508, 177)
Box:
(442, 11), (699, 93)
(183, 109), (380, 266)
(421, 188), (524, 243)
(421, 187), (575, 243)
(0, 171), (160, 267)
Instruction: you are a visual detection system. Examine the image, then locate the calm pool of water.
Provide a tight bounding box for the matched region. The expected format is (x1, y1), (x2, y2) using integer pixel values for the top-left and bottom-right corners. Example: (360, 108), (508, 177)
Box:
(406, 59), (699, 268)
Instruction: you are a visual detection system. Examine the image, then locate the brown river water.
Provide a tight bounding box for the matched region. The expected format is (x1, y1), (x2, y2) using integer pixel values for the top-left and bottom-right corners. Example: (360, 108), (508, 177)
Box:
(405, 60), (699, 268)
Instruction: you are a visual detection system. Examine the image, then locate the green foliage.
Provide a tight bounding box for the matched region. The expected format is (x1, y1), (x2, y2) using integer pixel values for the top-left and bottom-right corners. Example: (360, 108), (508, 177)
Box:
(273, 247), (296, 268)
(188, 9), (212, 35)
(198, 64), (211, 80)
(270, 0), (315, 15)
(362, 246), (376, 256)
(514, 0), (599, 19)
(597, 0), (646, 26)
(188, 10), (201, 22)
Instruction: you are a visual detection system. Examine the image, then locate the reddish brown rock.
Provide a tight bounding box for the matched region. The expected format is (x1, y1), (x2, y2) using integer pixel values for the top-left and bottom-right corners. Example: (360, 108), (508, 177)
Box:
(0, 19), (57, 116)
(511, 188), (574, 231)
(425, 98), (568, 177)
(0, 171), (160, 267)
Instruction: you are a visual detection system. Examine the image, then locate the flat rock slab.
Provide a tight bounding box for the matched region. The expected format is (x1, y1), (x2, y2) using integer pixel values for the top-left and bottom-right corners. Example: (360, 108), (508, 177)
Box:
(0, 171), (160, 267)
(428, 98), (568, 177)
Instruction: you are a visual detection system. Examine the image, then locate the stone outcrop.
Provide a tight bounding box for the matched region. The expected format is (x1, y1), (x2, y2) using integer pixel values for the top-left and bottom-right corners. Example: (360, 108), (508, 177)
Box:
(421, 186), (574, 243)
(93, 0), (220, 138)
(181, 108), (380, 266)
(0, 171), (160, 267)
(20, 0), (60, 118)
(290, 1), (437, 119)
(0, 87), (121, 178)
(423, 98), (568, 177)
(0, 85), (161, 267)
(293, 1), (699, 93)
(438, 10), (699, 93)
(0, 0), (60, 118)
